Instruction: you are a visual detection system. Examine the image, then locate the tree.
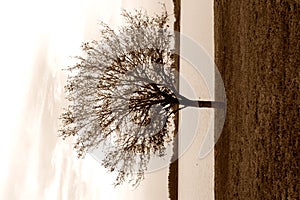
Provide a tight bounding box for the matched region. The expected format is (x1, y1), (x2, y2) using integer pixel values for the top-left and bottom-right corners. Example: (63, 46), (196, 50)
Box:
(59, 7), (224, 187)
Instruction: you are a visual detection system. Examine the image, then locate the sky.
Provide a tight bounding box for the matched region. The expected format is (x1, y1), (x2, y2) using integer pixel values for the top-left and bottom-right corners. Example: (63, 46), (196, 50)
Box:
(0, 0), (215, 199)
(0, 0), (170, 199)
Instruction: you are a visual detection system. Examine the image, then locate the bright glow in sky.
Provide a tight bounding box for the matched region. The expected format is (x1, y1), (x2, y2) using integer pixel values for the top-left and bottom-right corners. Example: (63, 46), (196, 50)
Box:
(0, 0), (173, 199)
(0, 0), (123, 199)
(0, 0), (215, 199)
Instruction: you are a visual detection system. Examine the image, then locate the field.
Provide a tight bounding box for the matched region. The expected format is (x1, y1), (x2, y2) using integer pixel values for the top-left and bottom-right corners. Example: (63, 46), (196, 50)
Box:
(214, 1), (300, 199)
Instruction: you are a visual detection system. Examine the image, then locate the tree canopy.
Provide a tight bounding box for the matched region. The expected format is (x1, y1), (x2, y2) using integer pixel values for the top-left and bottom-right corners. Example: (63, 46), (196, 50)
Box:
(59, 7), (224, 187)
(59, 8), (180, 186)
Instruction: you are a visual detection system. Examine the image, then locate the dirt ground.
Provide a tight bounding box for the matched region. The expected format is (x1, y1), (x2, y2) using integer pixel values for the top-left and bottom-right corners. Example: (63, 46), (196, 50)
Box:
(214, 1), (300, 199)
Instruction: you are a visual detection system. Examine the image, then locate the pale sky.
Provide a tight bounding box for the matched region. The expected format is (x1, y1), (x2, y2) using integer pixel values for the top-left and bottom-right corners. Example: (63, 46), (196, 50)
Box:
(0, 0), (215, 199)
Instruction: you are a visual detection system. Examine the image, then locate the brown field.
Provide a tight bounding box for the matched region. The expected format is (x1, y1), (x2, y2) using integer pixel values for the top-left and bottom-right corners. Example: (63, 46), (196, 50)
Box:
(214, 1), (300, 199)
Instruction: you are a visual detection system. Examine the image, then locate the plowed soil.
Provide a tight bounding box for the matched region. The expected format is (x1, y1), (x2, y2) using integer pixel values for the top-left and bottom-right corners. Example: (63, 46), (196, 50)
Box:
(214, 1), (300, 199)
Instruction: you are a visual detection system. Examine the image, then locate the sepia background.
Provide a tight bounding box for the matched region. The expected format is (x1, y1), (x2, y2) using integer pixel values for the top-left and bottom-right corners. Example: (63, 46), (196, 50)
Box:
(0, 0), (215, 199)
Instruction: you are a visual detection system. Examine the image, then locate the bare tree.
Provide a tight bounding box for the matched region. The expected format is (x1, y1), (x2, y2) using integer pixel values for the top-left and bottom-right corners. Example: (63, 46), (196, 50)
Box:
(59, 8), (224, 187)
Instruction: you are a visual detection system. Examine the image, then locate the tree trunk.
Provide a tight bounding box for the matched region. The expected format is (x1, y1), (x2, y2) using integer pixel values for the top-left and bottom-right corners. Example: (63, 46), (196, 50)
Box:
(180, 99), (225, 109)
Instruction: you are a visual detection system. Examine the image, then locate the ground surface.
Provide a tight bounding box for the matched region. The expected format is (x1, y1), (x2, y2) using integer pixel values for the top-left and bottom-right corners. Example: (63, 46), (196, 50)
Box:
(214, 1), (300, 199)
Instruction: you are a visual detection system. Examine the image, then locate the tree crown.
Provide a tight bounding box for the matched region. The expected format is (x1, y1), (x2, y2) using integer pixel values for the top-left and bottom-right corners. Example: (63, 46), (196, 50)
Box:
(59, 7), (179, 187)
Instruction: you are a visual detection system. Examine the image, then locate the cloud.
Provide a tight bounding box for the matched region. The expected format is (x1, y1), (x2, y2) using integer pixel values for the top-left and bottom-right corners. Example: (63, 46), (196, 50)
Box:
(0, 1), (172, 199)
